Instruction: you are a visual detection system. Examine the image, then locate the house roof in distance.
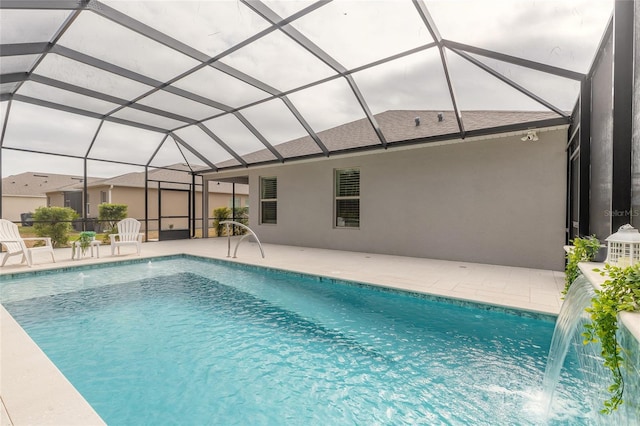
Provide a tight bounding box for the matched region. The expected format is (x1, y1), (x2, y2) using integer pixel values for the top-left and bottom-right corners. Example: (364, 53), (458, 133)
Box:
(1, 172), (101, 197)
(53, 164), (248, 195)
(214, 109), (564, 169)
(3, 165), (248, 198)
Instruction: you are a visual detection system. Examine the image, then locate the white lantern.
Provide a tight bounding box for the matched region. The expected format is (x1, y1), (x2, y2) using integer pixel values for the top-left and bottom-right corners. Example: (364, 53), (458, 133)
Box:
(605, 224), (640, 267)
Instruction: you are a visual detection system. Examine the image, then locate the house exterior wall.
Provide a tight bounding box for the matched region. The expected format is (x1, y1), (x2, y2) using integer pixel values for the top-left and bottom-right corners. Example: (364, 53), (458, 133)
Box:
(107, 188), (247, 231)
(48, 192), (65, 209)
(47, 186), (248, 232)
(86, 187), (106, 218)
(2, 195), (46, 222)
(207, 128), (567, 270)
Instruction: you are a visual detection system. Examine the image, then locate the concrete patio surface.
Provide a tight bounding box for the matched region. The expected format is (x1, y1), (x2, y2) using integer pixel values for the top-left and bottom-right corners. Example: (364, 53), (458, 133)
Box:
(1, 237), (565, 425)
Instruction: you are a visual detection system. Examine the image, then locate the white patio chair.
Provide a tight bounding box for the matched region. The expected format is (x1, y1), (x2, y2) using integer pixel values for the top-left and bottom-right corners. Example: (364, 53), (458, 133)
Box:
(0, 219), (56, 267)
(110, 218), (144, 256)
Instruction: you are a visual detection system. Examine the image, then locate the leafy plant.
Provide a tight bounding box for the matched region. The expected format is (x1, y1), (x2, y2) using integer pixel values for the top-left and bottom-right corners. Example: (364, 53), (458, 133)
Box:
(213, 207), (231, 237)
(212, 207), (249, 236)
(583, 263), (640, 414)
(233, 206), (249, 235)
(564, 235), (601, 295)
(71, 231), (96, 259)
(98, 203), (127, 234)
(32, 206), (77, 248)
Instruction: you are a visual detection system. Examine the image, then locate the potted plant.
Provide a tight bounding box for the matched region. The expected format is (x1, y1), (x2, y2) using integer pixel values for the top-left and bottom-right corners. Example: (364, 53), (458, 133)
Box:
(71, 231), (96, 259)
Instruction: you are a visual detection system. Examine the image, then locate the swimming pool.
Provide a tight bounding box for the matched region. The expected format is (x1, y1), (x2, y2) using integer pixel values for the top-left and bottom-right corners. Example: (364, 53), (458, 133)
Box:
(1, 256), (594, 425)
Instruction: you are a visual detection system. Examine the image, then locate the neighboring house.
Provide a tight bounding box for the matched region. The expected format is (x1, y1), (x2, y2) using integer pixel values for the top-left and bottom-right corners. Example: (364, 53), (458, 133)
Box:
(46, 164), (248, 232)
(1, 172), (100, 222)
(203, 110), (568, 271)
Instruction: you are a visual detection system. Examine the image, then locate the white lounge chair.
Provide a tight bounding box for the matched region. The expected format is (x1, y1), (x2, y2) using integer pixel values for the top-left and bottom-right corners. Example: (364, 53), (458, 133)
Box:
(0, 219), (56, 267)
(110, 218), (144, 256)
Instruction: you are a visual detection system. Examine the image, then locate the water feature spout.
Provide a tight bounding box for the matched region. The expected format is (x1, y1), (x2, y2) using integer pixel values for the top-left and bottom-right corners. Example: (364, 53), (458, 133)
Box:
(542, 275), (595, 414)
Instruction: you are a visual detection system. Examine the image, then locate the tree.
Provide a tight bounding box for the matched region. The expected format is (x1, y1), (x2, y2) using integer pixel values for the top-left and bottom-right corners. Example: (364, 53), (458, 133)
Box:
(32, 206), (77, 248)
(99, 204), (128, 233)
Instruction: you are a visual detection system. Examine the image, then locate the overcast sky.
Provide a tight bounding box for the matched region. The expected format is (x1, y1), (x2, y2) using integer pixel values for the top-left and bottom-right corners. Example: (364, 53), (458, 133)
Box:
(1, 0), (613, 178)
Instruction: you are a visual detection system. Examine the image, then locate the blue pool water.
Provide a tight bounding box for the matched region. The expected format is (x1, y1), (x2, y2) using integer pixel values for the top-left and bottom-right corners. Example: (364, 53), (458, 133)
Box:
(1, 257), (595, 425)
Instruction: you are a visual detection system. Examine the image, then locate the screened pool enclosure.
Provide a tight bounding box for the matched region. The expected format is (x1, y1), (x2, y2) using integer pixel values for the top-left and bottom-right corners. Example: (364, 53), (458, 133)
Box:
(0, 0), (615, 237)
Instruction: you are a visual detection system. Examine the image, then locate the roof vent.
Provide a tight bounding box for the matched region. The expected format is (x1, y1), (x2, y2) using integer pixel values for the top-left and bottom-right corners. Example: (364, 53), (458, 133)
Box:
(414, 117), (420, 126)
(437, 112), (444, 122)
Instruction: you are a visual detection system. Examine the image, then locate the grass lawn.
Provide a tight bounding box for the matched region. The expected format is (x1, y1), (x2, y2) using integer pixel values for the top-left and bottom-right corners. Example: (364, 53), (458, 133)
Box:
(15, 226), (217, 248)
(16, 227), (111, 248)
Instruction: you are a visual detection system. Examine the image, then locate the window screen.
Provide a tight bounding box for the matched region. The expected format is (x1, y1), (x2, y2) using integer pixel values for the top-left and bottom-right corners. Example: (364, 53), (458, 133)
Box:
(335, 168), (360, 228)
(260, 176), (277, 224)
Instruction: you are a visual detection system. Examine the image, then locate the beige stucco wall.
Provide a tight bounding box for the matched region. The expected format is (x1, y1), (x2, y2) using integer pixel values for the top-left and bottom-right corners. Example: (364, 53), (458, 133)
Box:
(2, 196), (46, 222)
(45, 185), (247, 233)
(86, 188), (105, 218)
(107, 188), (247, 231)
(46, 192), (66, 211)
(46, 186), (248, 232)
(206, 128), (568, 270)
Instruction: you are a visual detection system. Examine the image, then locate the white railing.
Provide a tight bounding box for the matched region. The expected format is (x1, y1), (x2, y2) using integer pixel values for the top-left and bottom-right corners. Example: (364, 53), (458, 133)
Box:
(219, 221), (265, 259)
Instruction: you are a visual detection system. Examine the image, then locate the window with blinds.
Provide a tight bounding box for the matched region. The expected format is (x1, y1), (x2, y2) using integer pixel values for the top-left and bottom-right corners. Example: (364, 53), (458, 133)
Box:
(335, 168), (360, 228)
(260, 176), (277, 224)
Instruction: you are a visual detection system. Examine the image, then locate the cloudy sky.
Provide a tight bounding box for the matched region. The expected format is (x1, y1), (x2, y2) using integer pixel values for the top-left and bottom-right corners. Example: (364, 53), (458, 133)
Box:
(1, 0), (613, 178)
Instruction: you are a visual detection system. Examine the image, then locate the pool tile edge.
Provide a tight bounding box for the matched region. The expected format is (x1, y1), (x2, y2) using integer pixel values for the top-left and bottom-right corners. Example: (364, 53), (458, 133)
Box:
(184, 254), (559, 322)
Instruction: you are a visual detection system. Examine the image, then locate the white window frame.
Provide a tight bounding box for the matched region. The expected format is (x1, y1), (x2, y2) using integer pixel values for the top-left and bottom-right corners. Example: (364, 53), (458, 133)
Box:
(334, 168), (360, 229)
(260, 176), (277, 225)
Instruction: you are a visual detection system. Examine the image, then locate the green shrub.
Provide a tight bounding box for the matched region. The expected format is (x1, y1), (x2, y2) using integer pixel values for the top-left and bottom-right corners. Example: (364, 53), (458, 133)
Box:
(212, 206), (249, 236)
(32, 206), (77, 248)
(99, 203), (127, 234)
(213, 207), (231, 237)
(564, 235), (601, 295)
(233, 207), (249, 235)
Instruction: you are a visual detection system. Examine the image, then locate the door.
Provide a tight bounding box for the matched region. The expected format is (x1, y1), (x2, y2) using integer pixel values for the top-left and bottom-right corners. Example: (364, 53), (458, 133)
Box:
(158, 187), (191, 241)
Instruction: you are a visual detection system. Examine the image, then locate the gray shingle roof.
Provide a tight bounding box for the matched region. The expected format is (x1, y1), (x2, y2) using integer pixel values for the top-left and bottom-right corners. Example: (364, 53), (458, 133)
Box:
(216, 110), (562, 168)
(3, 166), (248, 197)
(68, 164), (247, 194)
(2, 172), (101, 196)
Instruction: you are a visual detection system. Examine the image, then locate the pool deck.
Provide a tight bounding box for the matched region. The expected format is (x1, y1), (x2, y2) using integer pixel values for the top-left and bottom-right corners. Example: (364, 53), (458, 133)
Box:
(0, 238), (566, 425)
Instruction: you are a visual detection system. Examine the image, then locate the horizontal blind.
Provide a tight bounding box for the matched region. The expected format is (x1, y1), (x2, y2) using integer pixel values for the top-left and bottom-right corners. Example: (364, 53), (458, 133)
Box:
(336, 199), (359, 227)
(261, 201), (277, 224)
(336, 169), (359, 197)
(260, 177), (277, 224)
(335, 168), (360, 228)
(261, 177), (277, 200)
